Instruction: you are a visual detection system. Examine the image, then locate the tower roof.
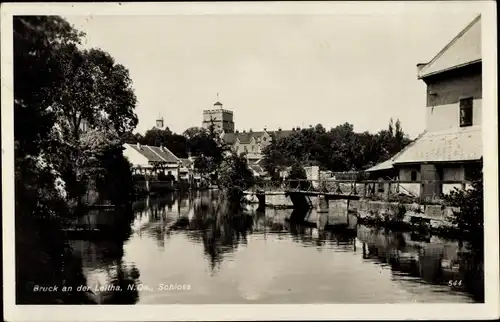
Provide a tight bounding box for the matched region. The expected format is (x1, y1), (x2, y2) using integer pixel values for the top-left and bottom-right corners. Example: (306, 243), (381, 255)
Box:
(214, 101), (223, 106)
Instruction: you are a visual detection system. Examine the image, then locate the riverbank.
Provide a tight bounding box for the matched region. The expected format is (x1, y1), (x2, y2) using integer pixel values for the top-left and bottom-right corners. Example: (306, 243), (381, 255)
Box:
(243, 191), (480, 241)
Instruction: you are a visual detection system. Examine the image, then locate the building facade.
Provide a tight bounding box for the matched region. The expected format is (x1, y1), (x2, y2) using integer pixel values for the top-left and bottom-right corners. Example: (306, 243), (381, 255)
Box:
(221, 128), (294, 163)
(200, 98), (296, 163)
(367, 15), (482, 200)
(123, 142), (183, 178)
(202, 100), (235, 133)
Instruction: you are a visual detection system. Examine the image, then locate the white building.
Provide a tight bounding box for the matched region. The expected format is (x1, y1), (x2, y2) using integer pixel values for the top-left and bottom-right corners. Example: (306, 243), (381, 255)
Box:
(123, 142), (183, 179)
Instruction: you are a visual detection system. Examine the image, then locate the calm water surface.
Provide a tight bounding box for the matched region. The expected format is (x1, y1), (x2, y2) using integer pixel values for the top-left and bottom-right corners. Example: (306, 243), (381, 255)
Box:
(70, 190), (483, 304)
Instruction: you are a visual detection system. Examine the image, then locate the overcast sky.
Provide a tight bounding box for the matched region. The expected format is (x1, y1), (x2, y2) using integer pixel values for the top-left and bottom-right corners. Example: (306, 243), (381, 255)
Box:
(64, 10), (478, 138)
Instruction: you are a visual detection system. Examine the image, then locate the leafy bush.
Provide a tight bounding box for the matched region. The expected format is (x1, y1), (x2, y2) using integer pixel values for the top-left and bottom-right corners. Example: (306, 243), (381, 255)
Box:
(442, 168), (483, 257)
(218, 153), (255, 202)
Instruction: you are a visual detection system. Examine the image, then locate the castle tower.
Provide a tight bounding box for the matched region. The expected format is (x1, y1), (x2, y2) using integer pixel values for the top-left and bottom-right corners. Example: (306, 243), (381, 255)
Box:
(156, 114), (164, 129)
(202, 94), (235, 133)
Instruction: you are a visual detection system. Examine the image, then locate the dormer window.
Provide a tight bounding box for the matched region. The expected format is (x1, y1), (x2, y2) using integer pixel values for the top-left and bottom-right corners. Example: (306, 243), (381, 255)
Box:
(459, 97), (473, 127)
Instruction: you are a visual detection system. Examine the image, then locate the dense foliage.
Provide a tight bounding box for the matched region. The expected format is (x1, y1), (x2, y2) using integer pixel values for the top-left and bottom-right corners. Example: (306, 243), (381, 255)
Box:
(262, 119), (412, 177)
(14, 16), (138, 303)
(218, 152), (256, 202)
(443, 168), (484, 253)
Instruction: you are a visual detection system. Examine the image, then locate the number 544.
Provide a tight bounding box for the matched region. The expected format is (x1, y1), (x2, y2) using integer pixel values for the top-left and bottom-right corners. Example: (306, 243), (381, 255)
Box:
(448, 280), (462, 287)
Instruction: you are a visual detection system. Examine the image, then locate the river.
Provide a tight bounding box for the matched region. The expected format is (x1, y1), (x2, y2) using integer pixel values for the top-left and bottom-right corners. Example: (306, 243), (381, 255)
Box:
(69, 190), (484, 304)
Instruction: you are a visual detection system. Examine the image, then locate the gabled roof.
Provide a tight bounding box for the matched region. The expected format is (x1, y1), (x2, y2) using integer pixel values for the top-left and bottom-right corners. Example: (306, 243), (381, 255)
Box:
(221, 129), (295, 145)
(417, 15), (481, 79)
(366, 126), (482, 171)
(125, 143), (179, 163)
(250, 164), (266, 175)
(392, 126), (482, 164)
(269, 130), (294, 139)
(366, 132), (427, 172)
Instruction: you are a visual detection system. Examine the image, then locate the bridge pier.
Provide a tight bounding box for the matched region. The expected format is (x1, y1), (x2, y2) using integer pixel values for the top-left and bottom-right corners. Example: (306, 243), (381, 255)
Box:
(316, 195), (329, 213)
(256, 192), (266, 210)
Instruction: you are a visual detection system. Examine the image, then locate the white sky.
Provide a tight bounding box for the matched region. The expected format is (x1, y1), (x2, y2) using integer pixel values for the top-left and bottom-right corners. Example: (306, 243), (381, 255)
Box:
(64, 10), (479, 138)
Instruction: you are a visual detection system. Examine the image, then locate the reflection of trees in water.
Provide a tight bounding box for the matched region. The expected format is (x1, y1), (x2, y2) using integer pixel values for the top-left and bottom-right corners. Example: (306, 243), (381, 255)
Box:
(358, 226), (484, 302)
(180, 197), (254, 271)
(99, 259), (140, 304)
(70, 206), (141, 304)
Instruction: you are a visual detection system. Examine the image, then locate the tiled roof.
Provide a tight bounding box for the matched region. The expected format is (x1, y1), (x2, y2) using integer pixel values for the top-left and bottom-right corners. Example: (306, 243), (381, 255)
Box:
(366, 132), (426, 172)
(392, 126), (481, 164)
(149, 145), (179, 163)
(126, 143), (179, 163)
(179, 158), (193, 167)
(367, 127), (481, 171)
(365, 158), (396, 172)
(418, 15), (481, 79)
(222, 129), (295, 145)
(250, 164), (266, 175)
(221, 132), (237, 144)
(269, 130), (294, 139)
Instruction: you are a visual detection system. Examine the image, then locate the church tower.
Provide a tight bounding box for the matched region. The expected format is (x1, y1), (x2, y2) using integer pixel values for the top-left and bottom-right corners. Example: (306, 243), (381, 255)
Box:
(155, 114), (164, 129)
(202, 94), (235, 133)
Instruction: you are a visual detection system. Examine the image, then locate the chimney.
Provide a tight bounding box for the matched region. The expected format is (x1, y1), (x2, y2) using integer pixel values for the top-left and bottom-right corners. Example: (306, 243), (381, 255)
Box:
(417, 63), (426, 77)
(292, 127), (295, 131)
(136, 142), (141, 150)
(236, 130), (239, 133)
(264, 127), (267, 131)
(278, 128), (282, 132)
(249, 128), (253, 133)
(243, 130), (246, 133)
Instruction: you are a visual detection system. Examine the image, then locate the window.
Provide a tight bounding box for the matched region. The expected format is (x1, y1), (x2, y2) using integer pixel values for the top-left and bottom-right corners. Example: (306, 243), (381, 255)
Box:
(459, 97), (473, 127)
(410, 170), (417, 182)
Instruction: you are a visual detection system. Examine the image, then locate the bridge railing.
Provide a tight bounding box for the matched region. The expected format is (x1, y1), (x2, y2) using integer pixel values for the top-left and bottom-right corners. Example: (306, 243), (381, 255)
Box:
(250, 179), (475, 202)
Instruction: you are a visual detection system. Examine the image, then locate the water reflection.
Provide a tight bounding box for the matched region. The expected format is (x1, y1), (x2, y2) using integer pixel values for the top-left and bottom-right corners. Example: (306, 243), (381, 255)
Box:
(69, 206), (140, 304)
(73, 191), (483, 304)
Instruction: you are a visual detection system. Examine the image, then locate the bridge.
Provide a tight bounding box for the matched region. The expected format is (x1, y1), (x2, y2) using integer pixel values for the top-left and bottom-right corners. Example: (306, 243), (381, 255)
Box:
(244, 178), (474, 208)
(245, 179), (377, 199)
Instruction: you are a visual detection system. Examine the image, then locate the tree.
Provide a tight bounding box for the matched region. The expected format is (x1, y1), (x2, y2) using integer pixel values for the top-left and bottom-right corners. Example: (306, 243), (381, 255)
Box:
(121, 130), (138, 144)
(218, 152), (255, 202)
(186, 124), (229, 175)
(34, 42), (139, 206)
(288, 162), (310, 190)
(14, 15), (96, 304)
(79, 128), (135, 206)
(443, 168), (483, 246)
(140, 128), (188, 158)
(14, 16), (83, 158)
(261, 119), (412, 174)
(183, 126), (206, 139)
(14, 16), (139, 304)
